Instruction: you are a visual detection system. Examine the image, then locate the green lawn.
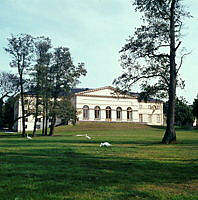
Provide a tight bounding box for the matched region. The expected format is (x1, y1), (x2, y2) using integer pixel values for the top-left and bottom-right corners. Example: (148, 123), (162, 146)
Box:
(1, 122), (198, 200)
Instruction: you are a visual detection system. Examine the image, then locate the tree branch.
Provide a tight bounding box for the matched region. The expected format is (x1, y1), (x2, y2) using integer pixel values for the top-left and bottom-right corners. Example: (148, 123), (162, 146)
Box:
(175, 41), (181, 51)
(127, 73), (169, 87)
(176, 52), (191, 75)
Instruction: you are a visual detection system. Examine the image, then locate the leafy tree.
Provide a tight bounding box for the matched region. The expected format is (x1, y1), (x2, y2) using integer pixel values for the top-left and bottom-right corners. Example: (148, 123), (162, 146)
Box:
(192, 96), (198, 121)
(31, 37), (52, 136)
(57, 97), (77, 125)
(0, 72), (19, 129)
(48, 47), (87, 136)
(5, 34), (34, 136)
(2, 96), (17, 129)
(164, 97), (194, 128)
(114, 0), (190, 144)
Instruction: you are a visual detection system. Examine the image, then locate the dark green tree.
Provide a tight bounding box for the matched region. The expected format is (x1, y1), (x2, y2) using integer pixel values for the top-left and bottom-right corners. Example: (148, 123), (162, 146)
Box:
(5, 34), (34, 136)
(0, 72), (19, 129)
(48, 47), (87, 136)
(164, 97), (194, 128)
(114, 0), (190, 144)
(2, 96), (17, 129)
(31, 37), (52, 136)
(192, 96), (198, 121)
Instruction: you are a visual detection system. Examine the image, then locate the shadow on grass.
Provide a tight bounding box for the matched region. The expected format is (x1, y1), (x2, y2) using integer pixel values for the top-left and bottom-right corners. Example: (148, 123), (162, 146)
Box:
(1, 143), (198, 199)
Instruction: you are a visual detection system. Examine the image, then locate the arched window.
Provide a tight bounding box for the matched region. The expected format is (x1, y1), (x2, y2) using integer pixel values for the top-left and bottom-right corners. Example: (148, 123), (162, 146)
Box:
(106, 106), (111, 119)
(116, 107), (122, 120)
(94, 106), (100, 119)
(83, 105), (89, 120)
(127, 107), (132, 121)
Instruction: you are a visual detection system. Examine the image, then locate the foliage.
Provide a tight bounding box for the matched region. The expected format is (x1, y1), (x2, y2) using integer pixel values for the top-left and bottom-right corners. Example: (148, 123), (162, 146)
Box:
(2, 97), (16, 129)
(0, 72), (19, 129)
(0, 72), (19, 99)
(192, 96), (198, 119)
(164, 97), (194, 128)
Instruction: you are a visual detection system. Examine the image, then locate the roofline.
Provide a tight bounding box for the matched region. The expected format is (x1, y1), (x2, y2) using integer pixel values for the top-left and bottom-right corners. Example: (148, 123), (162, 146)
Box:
(74, 86), (115, 95)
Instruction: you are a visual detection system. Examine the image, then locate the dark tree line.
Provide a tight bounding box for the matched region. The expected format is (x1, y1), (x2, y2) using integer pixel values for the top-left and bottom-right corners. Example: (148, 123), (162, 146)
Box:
(164, 97), (194, 128)
(2, 33), (86, 137)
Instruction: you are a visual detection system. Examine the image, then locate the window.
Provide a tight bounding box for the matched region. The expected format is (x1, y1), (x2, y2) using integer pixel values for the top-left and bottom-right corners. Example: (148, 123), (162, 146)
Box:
(25, 125), (27, 129)
(106, 106), (111, 119)
(83, 105), (89, 120)
(38, 118), (41, 122)
(24, 110), (28, 114)
(25, 118), (28, 122)
(94, 106), (100, 119)
(139, 114), (143, 123)
(148, 114), (152, 123)
(127, 107), (132, 121)
(116, 107), (122, 120)
(157, 114), (160, 123)
(24, 99), (28, 105)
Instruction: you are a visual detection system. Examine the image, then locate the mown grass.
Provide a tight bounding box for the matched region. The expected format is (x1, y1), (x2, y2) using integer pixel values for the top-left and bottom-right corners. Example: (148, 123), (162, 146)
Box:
(1, 122), (198, 200)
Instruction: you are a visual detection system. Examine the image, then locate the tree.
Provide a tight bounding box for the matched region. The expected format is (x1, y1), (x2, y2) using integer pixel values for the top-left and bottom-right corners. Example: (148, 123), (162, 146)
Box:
(0, 72), (19, 129)
(192, 96), (198, 121)
(5, 34), (35, 136)
(31, 37), (52, 136)
(114, 0), (190, 144)
(164, 97), (194, 128)
(48, 47), (87, 136)
(2, 96), (17, 129)
(57, 97), (77, 125)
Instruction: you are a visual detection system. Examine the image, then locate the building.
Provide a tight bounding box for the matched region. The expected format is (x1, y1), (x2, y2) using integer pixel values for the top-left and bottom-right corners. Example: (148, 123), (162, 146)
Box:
(14, 86), (164, 132)
(71, 86), (163, 125)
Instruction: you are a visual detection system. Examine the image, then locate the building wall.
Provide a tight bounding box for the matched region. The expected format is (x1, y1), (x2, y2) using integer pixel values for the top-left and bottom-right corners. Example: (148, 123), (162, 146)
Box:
(76, 95), (163, 125)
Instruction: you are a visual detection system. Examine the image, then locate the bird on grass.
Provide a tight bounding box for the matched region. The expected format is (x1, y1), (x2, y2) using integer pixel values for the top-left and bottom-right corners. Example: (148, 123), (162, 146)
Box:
(100, 142), (111, 147)
(85, 134), (91, 139)
(26, 134), (32, 140)
(75, 134), (91, 139)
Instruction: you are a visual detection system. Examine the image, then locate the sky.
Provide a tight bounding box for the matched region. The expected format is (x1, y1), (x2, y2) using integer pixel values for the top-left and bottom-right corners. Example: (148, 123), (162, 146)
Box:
(0, 0), (197, 103)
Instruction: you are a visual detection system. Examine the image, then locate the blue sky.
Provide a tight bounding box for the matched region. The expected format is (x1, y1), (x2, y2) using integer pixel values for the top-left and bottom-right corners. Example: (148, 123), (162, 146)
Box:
(0, 0), (197, 103)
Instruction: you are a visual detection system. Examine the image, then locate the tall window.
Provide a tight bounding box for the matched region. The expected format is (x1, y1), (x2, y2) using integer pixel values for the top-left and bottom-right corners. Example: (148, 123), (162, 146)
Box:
(157, 114), (160, 123)
(127, 107), (132, 121)
(83, 105), (89, 120)
(148, 114), (152, 123)
(94, 106), (100, 119)
(106, 106), (111, 120)
(116, 107), (122, 120)
(139, 114), (143, 123)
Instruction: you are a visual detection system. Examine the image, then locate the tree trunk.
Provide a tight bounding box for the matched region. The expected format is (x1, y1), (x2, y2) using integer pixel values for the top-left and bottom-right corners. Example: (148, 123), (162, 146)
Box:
(42, 102), (45, 136)
(44, 101), (48, 136)
(162, 0), (177, 144)
(20, 74), (26, 137)
(32, 95), (39, 137)
(49, 113), (56, 136)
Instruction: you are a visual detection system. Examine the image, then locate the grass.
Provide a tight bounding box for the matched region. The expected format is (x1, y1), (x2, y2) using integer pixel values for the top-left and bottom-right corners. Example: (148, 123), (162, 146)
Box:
(1, 122), (198, 200)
